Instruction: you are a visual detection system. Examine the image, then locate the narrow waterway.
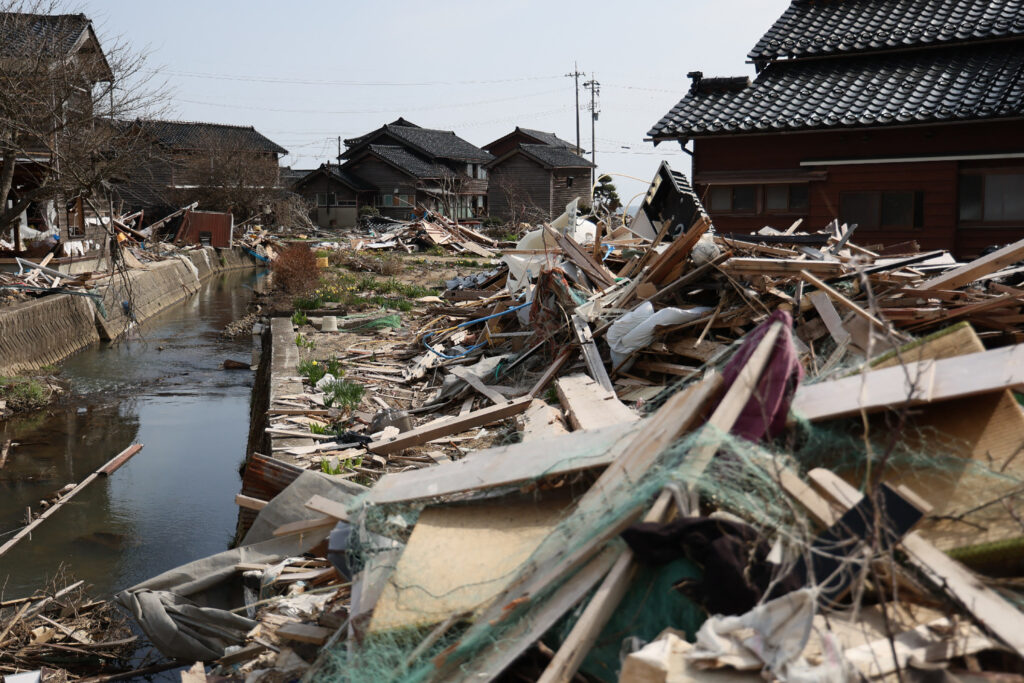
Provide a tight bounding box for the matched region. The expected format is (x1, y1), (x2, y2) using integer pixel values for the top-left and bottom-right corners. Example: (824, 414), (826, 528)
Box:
(0, 268), (264, 598)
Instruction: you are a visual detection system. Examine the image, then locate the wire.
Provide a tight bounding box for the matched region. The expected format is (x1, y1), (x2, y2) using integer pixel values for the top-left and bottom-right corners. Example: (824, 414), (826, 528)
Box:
(422, 301), (532, 359)
(147, 68), (565, 88)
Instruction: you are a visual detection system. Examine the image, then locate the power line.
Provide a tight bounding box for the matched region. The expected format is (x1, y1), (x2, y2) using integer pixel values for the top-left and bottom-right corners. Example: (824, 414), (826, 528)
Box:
(147, 68), (564, 88)
(175, 87), (566, 116)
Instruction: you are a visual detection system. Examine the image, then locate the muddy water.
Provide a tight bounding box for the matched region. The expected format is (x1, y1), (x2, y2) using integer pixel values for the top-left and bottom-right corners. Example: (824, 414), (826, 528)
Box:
(0, 269), (265, 598)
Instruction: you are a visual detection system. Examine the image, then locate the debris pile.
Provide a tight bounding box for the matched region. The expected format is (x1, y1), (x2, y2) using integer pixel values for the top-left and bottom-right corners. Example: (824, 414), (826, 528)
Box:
(110, 164), (1024, 682)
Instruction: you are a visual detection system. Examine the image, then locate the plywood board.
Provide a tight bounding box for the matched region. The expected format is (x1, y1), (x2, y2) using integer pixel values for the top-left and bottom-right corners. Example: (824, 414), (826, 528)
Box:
(368, 493), (572, 632)
(555, 374), (637, 431)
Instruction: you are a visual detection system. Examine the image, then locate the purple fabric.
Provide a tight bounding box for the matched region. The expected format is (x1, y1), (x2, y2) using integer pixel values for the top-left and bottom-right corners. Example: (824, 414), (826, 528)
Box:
(719, 309), (803, 442)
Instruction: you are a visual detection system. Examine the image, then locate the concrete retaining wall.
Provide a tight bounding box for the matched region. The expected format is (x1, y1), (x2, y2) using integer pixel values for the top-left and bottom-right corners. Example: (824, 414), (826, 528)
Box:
(0, 247), (259, 375)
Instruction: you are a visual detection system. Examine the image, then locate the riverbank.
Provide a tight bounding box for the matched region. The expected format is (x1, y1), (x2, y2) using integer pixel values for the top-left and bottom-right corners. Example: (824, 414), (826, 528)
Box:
(0, 246), (259, 378)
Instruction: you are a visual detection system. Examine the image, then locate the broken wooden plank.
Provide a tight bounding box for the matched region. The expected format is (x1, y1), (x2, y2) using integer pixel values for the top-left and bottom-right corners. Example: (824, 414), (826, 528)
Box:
(528, 347), (575, 398)
(571, 315), (613, 392)
(808, 290), (851, 345)
(271, 516), (336, 537)
(791, 342), (1024, 420)
(554, 374), (637, 431)
(276, 622), (333, 645)
(914, 236), (1024, 291)
(235, 494), (268, 511)
(519, 399), (569, 442)
(448, 365), (509, 405)
(304, 494), (350, 522)
(368, 396), (533, 455)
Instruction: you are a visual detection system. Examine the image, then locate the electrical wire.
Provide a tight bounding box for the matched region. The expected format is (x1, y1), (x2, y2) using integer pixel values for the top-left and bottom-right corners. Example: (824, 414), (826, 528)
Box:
(147, 68), (565, 87)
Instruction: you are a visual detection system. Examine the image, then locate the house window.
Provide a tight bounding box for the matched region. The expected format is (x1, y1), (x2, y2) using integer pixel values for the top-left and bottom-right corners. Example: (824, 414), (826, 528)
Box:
(959, 173), (1024, 222)
(316, 193), (336, 207)
(567, 176), (574, 188)
(709, 185), (756, 214)
(765, 184), (808, 212)
(840, 191), (922, 229)
(478, 166), (487, 180)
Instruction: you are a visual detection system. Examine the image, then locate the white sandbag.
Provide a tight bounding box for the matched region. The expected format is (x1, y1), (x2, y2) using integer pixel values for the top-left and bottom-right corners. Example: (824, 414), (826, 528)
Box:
(607, 302), (714, 367)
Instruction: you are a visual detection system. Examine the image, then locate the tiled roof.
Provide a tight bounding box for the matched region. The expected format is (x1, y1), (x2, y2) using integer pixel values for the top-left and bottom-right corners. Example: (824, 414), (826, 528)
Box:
(517, 144), (595, 168)
(366, 144), (442, 178)
(648, 42), (1024, 141)
(136, 120), (288, 155)
(518, 128), (578, 150)
(345, 122), (493, 163)
(749, 0), (1024, 61)
(291, 164), (374, 191)
(0, 12), (90, 57)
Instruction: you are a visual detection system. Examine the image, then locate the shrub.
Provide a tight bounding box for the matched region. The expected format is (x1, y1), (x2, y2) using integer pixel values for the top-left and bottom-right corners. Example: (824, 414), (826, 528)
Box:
(378, 253), (403, 276)
(272, 244), (319, 294)
(358, 205), (380, 218)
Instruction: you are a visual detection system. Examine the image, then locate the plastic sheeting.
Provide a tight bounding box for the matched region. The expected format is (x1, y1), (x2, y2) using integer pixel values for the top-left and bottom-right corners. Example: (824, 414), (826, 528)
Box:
(116, 471), (363, 661)
(606, 302), (714, 368)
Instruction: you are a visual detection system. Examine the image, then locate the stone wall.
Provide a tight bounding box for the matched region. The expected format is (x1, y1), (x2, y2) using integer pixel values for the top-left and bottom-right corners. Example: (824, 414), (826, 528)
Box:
(0, 247), (259, 375)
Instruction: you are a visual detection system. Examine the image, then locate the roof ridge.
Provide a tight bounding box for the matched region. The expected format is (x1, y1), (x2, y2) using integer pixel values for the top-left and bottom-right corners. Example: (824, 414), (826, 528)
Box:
(136, 119), (258, 131)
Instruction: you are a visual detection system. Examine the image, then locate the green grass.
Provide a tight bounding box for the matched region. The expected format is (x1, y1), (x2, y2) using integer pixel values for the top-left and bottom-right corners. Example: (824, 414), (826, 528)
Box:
(291, 310), (308, 326)
(297, 359), (326, 385)
(321, 379), (364, 410)
(0, 376), (49, 412)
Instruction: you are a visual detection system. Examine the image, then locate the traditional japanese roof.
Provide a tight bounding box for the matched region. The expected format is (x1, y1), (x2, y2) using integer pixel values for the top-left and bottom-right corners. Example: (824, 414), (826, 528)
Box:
(135, 120), (288, 155)
(364, 144), (443, 179)
(344, 123), (493, 163)
(749, 0), (1024, 61)
(292, 164), (374, 191)
(510, 143), (595, 169)
(517, 128), (578, 150)
(649, 41), (1024, 141)
(0, 12), (91, 57)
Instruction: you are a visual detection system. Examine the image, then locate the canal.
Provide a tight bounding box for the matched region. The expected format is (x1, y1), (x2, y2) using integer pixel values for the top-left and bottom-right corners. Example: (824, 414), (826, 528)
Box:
(0, 268), (264, 598)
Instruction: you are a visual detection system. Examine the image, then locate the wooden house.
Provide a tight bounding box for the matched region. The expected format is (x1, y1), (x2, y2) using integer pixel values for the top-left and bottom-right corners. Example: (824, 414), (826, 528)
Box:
(0, 12), (114, 255)
(648, 0), (1024, 258)
(328, 118), (493, 223)
(117, 120), (288, 223)
(290, 164), (374, 229)
(483, 128), (595, 222)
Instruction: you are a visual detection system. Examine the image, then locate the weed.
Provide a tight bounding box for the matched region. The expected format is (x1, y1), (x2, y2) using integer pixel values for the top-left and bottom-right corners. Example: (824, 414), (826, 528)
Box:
(454, 259), (480, 268)
(0, 376), (50, 412)
(293, 295), (322, 310)
(295, 333), (316, 350)
(427, 245), (445, 257)
(321, 454), (362, 475)
(321, 379), (364, 410)
(297, 359), (326, 385)
(326, 358), (344, 377)
(543, 386), (560, 405)
(291, 310), (308, 326)
(37, 364), (60, 374)
(272, 244), (319, 294)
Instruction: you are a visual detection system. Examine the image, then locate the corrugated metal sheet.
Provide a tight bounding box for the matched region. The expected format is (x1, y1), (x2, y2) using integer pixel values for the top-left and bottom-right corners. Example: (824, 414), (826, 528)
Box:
(175, 210), (233, 248)
(236, 452), (303, 536)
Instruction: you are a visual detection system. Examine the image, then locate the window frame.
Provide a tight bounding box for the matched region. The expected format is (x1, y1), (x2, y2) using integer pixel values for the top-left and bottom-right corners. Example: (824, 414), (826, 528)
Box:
(839, 190), (923, 230)
(958, 169), (1024, 227)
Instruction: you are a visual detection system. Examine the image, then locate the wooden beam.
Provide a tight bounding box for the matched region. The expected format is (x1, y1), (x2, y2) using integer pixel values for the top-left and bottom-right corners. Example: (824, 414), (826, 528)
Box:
(555, 374), (637, 431)
(791, 342), (1024, 421)
(368, 396), (533, 455)
(448, 365), (509, 405)
(271, 516), (336, 537)
(571, 315), (613, 392)
(235, 494), (268, 511)
(914, 236), (1024, 291)
(304, 494), (350, 522)
(275, 622), (333, 645)
(520, 399), (569, 442)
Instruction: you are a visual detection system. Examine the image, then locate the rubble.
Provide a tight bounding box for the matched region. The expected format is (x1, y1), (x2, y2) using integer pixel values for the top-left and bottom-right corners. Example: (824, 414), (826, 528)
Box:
(103, 164), (1024, 683)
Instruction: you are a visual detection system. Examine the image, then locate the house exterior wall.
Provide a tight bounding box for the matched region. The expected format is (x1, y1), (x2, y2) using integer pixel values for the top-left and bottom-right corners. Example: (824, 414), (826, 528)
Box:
(487, 155), (551, 222)
(551, 168), (593, 216)
(343, 157), (418, 220)
(690, 119), (1024, 258)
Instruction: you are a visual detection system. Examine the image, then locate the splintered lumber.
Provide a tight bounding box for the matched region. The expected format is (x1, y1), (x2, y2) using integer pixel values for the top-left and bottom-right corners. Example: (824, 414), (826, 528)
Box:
(528, 347), (575, 398)
(368, 421), (640, 505)
(368, 396), (532, 455)
(791, 342), (1024, 420)
(808, 290), (851, 345)
(914, 236), (1024, 291)
(448, 365), (509, 405)
(801, 270), (902, 338)
(0, 443), (143, 560)
(571, 315), (613, 392)
(806, 469), (1024, 659)
(432, 374), (724, 680)
(276, 622), (333, 645)
(550, 228), (616, 289)
(235, 494), (269, 511)
(555, 374), (637, 431)
(520, 399), (569, 442)
(641, 215), (711, 286)
(305, 494), (350, 522)
(720, 257), (845, 277)
(667, 337), (727, 363)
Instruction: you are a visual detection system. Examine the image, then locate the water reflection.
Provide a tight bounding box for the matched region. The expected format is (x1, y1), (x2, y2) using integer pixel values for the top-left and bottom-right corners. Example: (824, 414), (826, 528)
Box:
(0, 269), (263, 598)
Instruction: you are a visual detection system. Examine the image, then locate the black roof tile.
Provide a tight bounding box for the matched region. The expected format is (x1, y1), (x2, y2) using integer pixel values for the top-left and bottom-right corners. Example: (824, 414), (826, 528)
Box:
(0, 12), (90, 57)
(514, 144), (595, 168)
(366, 144), (442, 178)
(345, 122), (493, 163)
(749, 0), (1024, 60)
(517, 128), (578, 149)
(648, 42), (1024, 140)
(136, 120), (288, 155)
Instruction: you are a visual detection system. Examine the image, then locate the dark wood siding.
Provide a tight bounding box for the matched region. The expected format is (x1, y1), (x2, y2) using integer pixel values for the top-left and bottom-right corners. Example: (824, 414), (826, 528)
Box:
(691, 119), (1024, 257)
(487, 154), (551, 221)
(344, 157), (417, 219)
(551, 168), (593, 216)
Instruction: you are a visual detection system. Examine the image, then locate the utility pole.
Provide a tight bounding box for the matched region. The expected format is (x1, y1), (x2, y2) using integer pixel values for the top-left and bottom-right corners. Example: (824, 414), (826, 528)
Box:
(336, 136), (342, 167)
(583, 75), (600, 166)
(565, 62), (584, 154)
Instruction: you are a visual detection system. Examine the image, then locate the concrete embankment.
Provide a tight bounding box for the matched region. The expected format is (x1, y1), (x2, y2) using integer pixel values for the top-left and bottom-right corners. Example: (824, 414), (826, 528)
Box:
(0, 246), (259, 375)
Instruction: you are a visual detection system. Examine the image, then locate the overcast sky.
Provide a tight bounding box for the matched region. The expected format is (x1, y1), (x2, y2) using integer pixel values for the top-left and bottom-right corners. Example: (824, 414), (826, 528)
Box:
(80, 0), (790, 202)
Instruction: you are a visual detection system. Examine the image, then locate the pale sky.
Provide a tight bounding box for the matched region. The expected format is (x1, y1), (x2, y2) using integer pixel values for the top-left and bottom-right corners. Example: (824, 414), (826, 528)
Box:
(80, 0), (790, 202)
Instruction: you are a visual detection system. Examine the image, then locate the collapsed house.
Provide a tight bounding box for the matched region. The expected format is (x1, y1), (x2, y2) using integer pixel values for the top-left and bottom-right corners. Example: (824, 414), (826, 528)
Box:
(101, 158), (1024, 682)
(648, 0), (1024, 258)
